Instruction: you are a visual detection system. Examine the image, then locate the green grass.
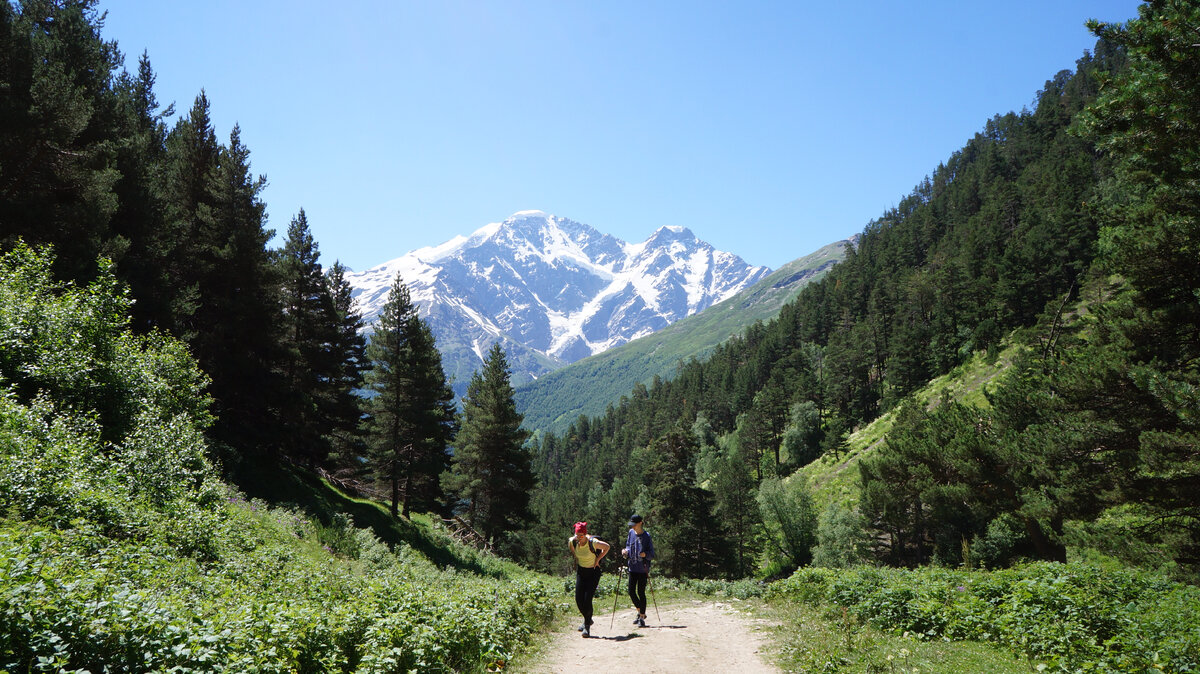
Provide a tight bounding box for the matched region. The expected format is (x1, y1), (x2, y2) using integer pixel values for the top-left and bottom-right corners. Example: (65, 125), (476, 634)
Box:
(0, 491), (557, 672)
(228, 450), (515, 577)
(763, 564), (1200, 672)
(799, 342), (1023, 512)
(760, 601), (1032, 673)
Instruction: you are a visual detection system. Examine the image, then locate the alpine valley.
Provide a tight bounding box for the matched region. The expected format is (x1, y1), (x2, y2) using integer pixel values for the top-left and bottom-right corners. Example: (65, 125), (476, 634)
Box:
(344, 210), (774, 394)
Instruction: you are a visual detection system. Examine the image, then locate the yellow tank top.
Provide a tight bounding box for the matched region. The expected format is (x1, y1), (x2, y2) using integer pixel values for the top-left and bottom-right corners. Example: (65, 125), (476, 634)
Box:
(571, 535), (598, 567)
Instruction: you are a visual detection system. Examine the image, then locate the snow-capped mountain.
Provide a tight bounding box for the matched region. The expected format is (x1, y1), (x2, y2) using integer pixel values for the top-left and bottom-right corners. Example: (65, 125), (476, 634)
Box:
(344, 210), (771, 393)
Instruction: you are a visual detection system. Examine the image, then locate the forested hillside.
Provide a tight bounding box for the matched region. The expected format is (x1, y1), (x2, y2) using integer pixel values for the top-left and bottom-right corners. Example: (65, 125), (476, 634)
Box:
(515, 238), (852, 434)
(0, 244), (554, 670)
(0, 0), (523, 521)
(2, 0), (1199, 669)
(519, 2), (1199, 590)
(1, 2), (548, 669)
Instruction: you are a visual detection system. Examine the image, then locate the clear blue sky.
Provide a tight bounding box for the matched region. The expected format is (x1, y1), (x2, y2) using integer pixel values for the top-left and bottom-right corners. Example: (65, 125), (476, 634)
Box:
(95, 1), (1140, 272)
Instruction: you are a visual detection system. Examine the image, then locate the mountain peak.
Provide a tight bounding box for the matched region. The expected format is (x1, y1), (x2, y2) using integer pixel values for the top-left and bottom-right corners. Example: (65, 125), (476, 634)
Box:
(658, 224), (693, 236)
(509, 209), (550, 219)
(345, 213), (771, 396)
(646, 224), (698, 244)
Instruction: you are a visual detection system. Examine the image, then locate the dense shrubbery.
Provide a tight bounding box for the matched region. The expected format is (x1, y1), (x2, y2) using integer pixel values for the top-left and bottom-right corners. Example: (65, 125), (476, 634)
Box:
(0, 513), (555, 672)
(654, 576), (767, 601)
(0, 246), (554, 671)
(766, 563), (1200, 672)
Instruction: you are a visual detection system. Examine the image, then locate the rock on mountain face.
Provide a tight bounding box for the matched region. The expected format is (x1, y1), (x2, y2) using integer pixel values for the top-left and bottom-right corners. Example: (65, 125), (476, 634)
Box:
(344, 211), (771, 394)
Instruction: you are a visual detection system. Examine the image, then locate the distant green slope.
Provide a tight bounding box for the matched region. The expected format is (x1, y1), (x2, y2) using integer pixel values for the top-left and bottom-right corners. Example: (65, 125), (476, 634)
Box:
(799, 340), (1022, 512)
(515, 238), (853, 434)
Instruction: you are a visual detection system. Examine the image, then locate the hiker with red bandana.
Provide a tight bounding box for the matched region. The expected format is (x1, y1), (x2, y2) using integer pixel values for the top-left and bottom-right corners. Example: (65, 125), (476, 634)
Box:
(568, 521), (610, 637)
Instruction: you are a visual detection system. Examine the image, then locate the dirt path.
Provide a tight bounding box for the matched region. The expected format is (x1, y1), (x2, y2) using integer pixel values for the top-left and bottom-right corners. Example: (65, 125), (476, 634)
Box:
(519, 600), (780, 673)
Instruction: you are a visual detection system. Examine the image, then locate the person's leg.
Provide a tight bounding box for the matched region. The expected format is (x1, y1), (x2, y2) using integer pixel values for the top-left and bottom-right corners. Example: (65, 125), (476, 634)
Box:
(628, 572), (646, 612)
(574, 567), (592, 627)
(627, 570), (639, 612)
(584, 567), (603, 620)
(632, 572), (648, 617)
(579, 567), (602, 635)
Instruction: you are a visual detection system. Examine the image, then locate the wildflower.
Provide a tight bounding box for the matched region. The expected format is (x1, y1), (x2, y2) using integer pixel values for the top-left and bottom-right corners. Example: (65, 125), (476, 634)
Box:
(899, 648), (911, 658)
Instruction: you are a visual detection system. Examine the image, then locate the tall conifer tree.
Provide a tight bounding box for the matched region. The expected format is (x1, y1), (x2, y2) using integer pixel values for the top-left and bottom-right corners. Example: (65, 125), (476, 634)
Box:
(196, 124), (281, 453)
(323, 261), (368, 463)
(363, 275), (456, 518)
(110, 52), (174, 332)
(444, 343), (533, 548)
(277, 209), (335, 464)
(1069, 1), (1200, 567)
(0, 0), (122, 283)
(645, 427), (727, 577)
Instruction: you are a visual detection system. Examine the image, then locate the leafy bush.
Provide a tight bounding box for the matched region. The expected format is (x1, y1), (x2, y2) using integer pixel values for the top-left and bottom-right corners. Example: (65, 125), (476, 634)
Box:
(0, 246), (557, 671)
(972, 512), (1027, 568)
(766, 562), (1200, 671)
(757, 475), (818, 571)
(811, 502), (871, 568)
(654, 576), (767, 600)
(0, 518), (556, 672)
(764, 566), (835, 605)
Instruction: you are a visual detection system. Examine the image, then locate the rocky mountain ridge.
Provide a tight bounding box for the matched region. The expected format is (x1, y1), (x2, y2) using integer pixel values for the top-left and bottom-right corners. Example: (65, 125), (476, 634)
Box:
(344, 210), (771, 392)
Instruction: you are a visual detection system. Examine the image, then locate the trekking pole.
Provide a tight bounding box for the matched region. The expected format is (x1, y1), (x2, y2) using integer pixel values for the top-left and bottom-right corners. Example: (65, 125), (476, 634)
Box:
(648, 572), (661, 624)
(609, 566), (623, 629)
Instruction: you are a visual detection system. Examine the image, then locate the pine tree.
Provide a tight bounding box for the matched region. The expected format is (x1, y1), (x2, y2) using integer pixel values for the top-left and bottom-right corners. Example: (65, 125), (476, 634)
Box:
(193, 124), (281, 453)
(645, 427), (728, 578)
(1065, 1), (1200, 567)
(0, 0), (122, 284)
(363, 275), (455, 518)
(277, 209), (339, 464)
(709, 438), (761, 577)
(444, 343), (533, 549)
(159, 92), (220, 340)
(323, 261), (368, 463)
(400, 317), (456, 514)
(109, 52), (174, 333)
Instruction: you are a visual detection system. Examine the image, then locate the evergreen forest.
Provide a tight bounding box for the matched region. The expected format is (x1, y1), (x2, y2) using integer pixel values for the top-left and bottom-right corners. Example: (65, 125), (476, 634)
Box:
(1, 0), (1199, 671)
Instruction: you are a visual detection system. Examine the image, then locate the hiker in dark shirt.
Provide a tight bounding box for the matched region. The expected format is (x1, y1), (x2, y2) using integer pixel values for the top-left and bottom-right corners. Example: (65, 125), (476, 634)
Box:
(568, 521), (609, 637)
(622, 514), (656, 627)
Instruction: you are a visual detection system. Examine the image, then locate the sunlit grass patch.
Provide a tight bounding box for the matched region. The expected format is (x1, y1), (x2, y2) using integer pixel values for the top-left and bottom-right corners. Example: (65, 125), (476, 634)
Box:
(760, 600), (1030, 674)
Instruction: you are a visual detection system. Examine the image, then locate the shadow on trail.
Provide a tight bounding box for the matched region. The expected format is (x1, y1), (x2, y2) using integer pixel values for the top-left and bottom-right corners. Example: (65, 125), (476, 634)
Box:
(640, 625), (688, 629)
(585, 633), (645, 642)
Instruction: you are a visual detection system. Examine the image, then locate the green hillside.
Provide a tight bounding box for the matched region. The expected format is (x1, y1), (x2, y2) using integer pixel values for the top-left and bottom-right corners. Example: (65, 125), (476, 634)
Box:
(799, 339), (1023, 513)
(521, 22), (1200, 586)
(515, 238), (852, 434)
(0, 247), (556, 671)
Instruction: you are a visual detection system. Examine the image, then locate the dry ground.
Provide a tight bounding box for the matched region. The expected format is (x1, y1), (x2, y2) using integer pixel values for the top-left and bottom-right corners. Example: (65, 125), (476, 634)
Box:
(518, 599), (780, 673)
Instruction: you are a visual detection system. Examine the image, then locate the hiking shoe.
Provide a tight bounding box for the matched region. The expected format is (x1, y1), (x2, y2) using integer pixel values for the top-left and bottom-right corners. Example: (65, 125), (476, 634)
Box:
(636, 617), (646, 628)
(581, 624), (590, 638)
(632, 615), (641, 624)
